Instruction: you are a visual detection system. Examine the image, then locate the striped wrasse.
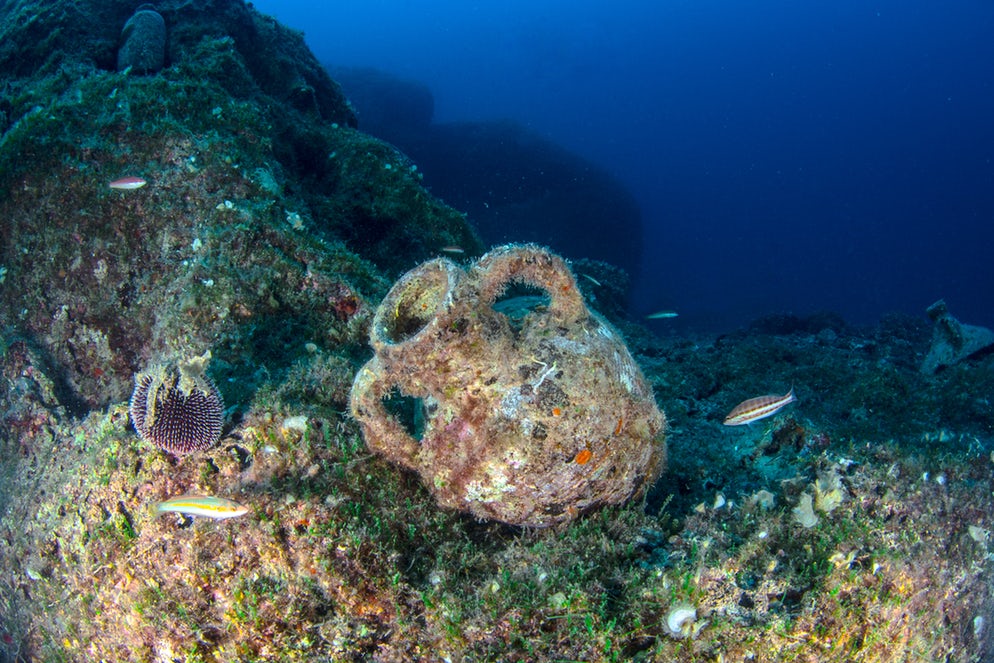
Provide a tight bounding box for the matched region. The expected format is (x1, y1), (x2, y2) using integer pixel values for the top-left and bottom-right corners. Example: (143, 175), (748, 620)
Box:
(155, 495), (249, 520)
(723, 388), (796, 426)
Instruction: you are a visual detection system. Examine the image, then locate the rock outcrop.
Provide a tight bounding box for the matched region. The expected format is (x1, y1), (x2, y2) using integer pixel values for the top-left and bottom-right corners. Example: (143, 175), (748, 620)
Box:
(330, 67), (646, 288)
(0, 0), (480, 410)
(117, 4), (167, 73)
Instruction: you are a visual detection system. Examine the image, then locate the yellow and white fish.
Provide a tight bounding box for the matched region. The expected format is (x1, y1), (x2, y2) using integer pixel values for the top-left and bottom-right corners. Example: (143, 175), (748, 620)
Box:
(155, 495), (249, 520)
(723, 388), (797, 426)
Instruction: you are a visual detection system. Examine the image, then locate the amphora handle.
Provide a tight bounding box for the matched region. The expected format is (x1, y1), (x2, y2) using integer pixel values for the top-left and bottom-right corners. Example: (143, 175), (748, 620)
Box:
(349, 356), (421, 470)
(368, 258), (464, 358)
(472, 244), (587, 326)
(353, 259), (464, 469)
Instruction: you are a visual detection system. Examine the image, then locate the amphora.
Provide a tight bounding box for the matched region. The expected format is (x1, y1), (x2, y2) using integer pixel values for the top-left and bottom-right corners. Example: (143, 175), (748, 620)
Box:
(350, 244), (665, 527)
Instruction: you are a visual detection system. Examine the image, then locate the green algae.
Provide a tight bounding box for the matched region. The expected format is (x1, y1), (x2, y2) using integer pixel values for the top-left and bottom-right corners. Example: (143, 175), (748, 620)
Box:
(1, 0), (993, 660)
(2, 367), (993, 660)
(0, 0), (480, 412)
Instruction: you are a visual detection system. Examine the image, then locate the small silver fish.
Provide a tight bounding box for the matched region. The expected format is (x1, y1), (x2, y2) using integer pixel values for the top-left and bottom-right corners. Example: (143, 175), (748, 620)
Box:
(155, 495), (249, 520)
(723, 388), (797, 426)
(645, 310), (679, 320)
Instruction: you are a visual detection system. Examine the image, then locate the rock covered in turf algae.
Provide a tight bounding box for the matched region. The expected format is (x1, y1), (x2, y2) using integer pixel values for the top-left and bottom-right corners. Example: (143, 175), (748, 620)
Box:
(921, 299), (994, 374)
(117, 4), (167, 74)
(350, 244), (666, 527)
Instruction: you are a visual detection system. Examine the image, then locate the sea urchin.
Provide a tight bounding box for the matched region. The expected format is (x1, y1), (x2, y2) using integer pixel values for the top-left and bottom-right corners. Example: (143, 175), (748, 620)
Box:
(130, 351), (224, 455)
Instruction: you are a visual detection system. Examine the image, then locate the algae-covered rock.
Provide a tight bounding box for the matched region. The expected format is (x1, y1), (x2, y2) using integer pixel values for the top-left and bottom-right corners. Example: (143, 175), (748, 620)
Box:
(117, 4), (167, 74)
(0, 0), (480, 410)
(4, 308), (994, 661)
(0, 0), (356, 124)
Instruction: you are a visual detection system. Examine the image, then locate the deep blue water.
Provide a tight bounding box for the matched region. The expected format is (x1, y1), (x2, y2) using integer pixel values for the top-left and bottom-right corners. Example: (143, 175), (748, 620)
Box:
(251, 0), (994, 332)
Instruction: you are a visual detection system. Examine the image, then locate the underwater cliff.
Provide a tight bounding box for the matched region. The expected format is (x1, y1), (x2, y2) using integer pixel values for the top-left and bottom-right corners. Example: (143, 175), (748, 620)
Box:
(1, 1), (994, 661)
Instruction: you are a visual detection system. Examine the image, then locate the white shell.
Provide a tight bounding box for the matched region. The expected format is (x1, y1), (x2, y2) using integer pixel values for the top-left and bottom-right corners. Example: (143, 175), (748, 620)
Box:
(666, 604), (697, 638)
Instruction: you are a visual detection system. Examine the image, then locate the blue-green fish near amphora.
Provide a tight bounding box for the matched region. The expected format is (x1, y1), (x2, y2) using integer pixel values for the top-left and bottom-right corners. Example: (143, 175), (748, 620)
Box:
(155, 495), (249, 520)
(645, 310), (679, 320)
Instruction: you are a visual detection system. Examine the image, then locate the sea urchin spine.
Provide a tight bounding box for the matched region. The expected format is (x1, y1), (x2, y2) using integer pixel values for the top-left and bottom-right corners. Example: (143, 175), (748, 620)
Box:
(130, 351), (224, 455)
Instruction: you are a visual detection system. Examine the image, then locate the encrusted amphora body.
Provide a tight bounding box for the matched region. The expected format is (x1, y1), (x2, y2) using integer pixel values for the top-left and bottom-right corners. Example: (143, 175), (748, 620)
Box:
(350, 244), (666, 527)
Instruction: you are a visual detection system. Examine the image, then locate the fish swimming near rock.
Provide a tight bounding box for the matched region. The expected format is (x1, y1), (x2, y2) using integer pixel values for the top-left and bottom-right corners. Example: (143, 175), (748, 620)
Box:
(155, 495), (249, 520)
(109, 176), (147, 190)
(723, 388), (796, 426)
(645, 310), (679, 320)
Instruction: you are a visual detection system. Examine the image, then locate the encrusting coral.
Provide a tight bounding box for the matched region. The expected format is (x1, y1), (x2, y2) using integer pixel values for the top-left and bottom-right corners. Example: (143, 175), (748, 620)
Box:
(350, 244), (667, 527)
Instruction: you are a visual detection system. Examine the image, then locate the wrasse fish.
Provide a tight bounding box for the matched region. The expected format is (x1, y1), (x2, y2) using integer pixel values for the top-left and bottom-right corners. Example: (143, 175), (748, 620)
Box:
(155, 495), (249, 520)
(440, 245), (465, 254)
(645, 310), (679, 320)
(723, 388), (796, 426)
(108, 176), (147, 190)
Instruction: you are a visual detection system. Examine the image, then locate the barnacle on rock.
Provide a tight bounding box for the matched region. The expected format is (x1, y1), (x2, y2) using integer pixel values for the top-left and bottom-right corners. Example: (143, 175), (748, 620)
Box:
(129, 351), (224, 455)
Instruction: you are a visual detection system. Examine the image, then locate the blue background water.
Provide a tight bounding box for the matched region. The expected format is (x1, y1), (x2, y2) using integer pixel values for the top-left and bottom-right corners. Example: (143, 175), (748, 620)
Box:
(250, 0), (994, 331)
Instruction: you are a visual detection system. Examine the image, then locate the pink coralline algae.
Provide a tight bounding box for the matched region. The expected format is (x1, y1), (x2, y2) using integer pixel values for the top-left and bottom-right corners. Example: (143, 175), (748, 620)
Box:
(130, 352), (224, 455)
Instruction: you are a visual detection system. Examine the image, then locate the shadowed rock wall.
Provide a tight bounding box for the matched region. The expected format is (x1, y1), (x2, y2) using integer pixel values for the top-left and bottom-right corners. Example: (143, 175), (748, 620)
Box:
(331, 67), (645, 288)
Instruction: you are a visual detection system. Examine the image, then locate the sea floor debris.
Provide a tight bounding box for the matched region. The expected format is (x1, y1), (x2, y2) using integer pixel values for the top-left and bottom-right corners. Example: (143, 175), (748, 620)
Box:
(921, 299), (994, 374)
